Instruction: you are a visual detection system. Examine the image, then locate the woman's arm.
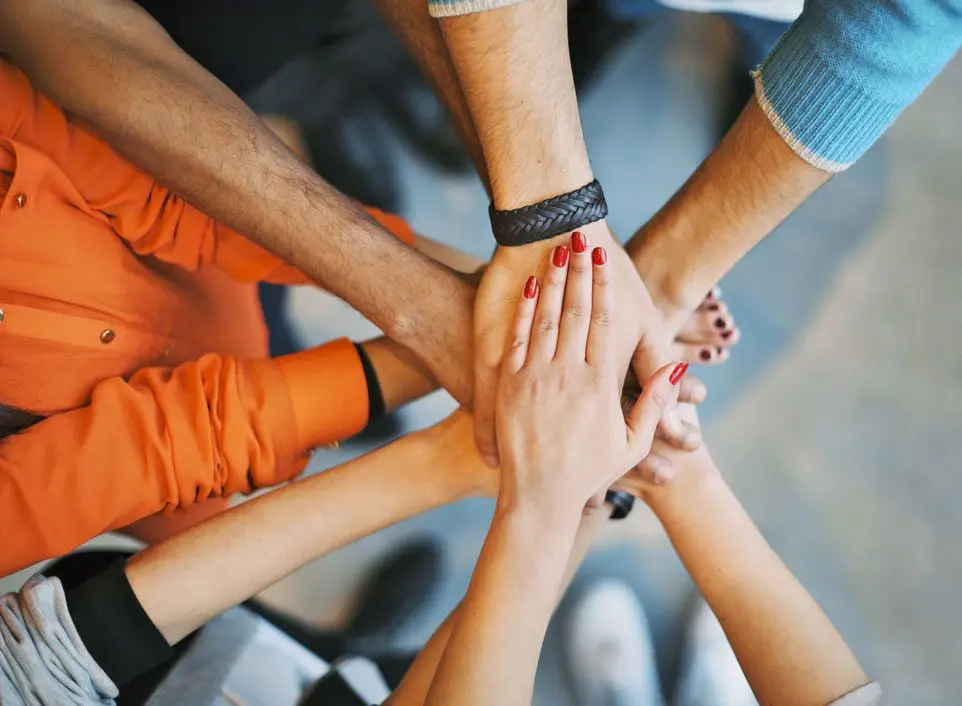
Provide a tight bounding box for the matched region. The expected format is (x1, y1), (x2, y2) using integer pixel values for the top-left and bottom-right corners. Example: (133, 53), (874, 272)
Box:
(387, 503), (609, 706)
(124, 411), (492, 646)
(619, 412), (872, 706)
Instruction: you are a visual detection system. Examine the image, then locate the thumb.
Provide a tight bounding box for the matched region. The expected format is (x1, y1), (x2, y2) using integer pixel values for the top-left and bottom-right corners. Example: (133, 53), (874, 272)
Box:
(626, 361), (689, 462)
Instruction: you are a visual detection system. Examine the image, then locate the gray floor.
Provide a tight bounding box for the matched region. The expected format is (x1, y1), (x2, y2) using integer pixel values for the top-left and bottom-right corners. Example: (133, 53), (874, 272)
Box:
(4, 13), (960, 706)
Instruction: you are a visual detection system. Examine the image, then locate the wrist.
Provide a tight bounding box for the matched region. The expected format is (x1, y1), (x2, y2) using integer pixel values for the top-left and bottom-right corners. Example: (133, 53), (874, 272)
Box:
(626, 231), (704, 333)
(496, 220), (615, 261)
(646, 460), (727, 520)
(405, 429), (480, 502)
(493, 492), (583, 544)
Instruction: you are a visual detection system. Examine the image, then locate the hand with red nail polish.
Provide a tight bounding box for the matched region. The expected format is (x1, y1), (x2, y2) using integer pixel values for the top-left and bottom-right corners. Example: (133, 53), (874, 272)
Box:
(492, 241), (688, 517)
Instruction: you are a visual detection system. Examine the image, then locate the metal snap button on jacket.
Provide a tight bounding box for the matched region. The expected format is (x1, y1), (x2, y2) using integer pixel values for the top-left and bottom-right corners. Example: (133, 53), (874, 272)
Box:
(99, 329), (115, 344)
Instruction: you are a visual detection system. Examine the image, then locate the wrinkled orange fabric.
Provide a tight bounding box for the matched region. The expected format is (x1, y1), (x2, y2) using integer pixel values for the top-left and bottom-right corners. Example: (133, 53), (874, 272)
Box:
(0, 60), (415, 575)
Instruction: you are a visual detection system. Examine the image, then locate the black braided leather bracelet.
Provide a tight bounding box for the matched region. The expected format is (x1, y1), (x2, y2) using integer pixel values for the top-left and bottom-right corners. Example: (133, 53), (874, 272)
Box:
(605, 490), (636, 520)
(489, 179), (609, 247)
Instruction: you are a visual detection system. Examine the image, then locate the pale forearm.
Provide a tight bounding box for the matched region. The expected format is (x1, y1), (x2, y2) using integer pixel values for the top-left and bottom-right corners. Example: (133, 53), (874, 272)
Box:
(389, 503), (608, 705)
(651, 468), (868, 706)
(627, 99), (829, 330)
(424, 504), (580, 706)
(125, 433), (469, 645)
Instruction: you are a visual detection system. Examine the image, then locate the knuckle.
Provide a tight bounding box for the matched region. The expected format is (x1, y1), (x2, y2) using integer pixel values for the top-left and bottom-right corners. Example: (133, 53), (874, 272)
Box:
(591, 309), (613, 327)
(508, 335), (528, 353)
(538, 318), (559, 333)
(564, 302), (585, 320)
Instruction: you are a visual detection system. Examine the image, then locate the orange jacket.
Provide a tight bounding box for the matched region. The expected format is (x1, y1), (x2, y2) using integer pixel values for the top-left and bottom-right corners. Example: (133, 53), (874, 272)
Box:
(0, 60), (415, 574)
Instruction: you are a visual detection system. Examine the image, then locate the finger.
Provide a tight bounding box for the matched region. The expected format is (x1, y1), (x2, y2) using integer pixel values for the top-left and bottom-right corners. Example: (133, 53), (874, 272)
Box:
(671, 342), (732, 365)
(586, 246), (615, 370)
(626, 362), (688, 462)
(529, 245), (569, 362)
(676, 308), (734, 344)
(557, 231), (593, 361)
(676, 376), (707, 405)
(503, 276), (540, 374)
(706, 285), (722, 301)
(654, 418), (702, 451)
(635, 451), (675, 485)
(473, 355), (501, 467)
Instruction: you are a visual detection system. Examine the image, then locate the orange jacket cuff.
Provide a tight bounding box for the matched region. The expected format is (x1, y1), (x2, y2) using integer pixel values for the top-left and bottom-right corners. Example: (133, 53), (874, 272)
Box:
(273, 337), (370, 452)
(365, 206), (416, 246)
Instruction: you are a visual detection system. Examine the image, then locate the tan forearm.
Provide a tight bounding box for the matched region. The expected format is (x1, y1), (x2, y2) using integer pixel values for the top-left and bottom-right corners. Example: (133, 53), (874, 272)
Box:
(627, 98), (829, 329)
(125, 432), (470, 645)
(651, 469), (868, 706)
(439, 0), (592, 209)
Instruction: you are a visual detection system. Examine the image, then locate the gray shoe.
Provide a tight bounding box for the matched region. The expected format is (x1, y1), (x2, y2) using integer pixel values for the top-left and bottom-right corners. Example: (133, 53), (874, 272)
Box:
(563, 579), (665, 706)
(674, 600), (757, 706)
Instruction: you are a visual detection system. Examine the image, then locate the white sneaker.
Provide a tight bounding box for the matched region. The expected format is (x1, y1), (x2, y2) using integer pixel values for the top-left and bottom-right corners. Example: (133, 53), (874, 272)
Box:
(563, 579), (665, 706)
(674, 600), (757, 706)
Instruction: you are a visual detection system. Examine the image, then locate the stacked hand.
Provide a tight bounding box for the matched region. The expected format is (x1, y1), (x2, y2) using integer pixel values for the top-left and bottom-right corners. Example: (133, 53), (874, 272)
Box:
(491, 235), (689, 515)
(472, 223), (700, 468)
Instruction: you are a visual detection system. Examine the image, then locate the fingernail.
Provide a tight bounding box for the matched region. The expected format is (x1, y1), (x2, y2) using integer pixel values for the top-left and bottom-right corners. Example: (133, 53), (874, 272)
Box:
(721, 330), (732, 339)
(706, 303), (720, 312)
(669, 361), (689, 385)
(524, 276), (539, 299)
(592, 246), (607, 266)
(714, 317), (727, 330)
(699, 349), (712, 361)
(716, 346), (724, 355)
(483, 453), (499, 468)
(571, 231), (587, 253)
(553, 245), (569, 268)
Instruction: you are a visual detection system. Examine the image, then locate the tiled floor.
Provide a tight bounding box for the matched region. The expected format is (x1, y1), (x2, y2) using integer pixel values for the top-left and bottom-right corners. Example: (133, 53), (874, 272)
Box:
(4, 13), (960, 706)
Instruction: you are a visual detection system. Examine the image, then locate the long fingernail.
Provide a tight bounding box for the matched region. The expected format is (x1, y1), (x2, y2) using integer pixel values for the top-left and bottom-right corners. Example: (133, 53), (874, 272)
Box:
(669, 361), (689, 385)
(571, 231), (587, 253)
(524, 276), (539, 299)
(592, 246), (607, 266)
(553, 245), (569, 268)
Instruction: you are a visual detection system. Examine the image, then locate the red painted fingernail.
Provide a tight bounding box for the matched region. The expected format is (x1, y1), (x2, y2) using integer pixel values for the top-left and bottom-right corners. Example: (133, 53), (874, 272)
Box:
(592, 246), (607, 266)
(669, 361), (689, 385)
(714, 317), (727, 329)
(571, 231), (587, 253)
(699, 349), (712, 361)
(707, 303), (720, 312)
(721, 330), (732, 339)
(524, 276), (539, 299)
(553, 245), (569, 268)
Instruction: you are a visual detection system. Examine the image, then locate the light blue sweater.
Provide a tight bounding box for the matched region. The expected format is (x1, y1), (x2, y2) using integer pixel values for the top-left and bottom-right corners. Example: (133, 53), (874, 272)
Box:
(756, 0), (962, 171)
(428, 0), (962, 171)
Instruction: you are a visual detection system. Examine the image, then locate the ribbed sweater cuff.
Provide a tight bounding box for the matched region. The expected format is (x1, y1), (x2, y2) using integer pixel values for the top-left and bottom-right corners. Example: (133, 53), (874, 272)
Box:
(429, 0), (526, 18)
(753, 19), (901, 173)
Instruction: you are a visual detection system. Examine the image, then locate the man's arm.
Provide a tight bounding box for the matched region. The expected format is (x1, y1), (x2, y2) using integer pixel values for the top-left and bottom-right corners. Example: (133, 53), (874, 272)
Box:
(0, 0), (474, 402)
(124, 412), (490, 645)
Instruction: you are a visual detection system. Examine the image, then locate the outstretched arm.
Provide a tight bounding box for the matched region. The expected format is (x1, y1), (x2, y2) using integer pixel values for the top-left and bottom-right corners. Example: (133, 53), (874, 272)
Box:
(0, 0), (474, 402)
(124, 411), (492, 645)
(619, 409), (876, 706)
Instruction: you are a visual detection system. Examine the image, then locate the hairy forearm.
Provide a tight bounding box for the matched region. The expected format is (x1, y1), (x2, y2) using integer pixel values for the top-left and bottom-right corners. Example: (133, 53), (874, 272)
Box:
(0, 0), (474, 399)
(389, 503), (608, 705)
(370, 0), (489, 186)
(439, 0), (592, 209)
(125, 433), (469, 645)
(627, 98), (829, 329)
(651, 467), (868, 705)
(424, 503), (580, 706)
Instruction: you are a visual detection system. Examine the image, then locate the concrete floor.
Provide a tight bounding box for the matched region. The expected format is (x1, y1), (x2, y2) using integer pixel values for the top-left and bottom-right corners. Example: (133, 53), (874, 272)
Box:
(3, 13), (959, 706)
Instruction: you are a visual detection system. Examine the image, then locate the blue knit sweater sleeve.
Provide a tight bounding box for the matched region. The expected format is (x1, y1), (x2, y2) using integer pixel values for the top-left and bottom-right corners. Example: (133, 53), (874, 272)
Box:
(755, 0), (962, 172)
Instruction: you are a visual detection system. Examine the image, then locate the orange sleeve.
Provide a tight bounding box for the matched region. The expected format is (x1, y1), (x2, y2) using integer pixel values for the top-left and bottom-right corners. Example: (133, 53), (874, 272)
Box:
(0, 338), (368, 575)
(0, 59), (416, 285)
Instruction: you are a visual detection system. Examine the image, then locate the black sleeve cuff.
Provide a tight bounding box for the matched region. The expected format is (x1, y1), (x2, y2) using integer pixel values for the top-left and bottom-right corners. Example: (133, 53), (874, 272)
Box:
(354, 342), (386, 420)
(64, 558), (173, 687)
